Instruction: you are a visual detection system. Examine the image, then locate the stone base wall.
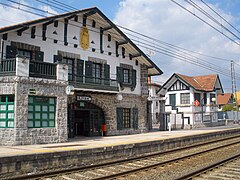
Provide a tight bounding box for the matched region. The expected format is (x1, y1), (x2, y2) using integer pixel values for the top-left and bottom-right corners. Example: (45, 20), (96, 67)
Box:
(0, 76), (68, 145)
(0, 129), (15, 145)
(71, 92), (148, 136)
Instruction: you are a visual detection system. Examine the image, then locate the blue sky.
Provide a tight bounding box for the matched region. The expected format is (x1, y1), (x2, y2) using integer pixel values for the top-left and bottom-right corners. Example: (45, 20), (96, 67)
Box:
(67, 0), (120, 19)
(1, 0), (240, 92)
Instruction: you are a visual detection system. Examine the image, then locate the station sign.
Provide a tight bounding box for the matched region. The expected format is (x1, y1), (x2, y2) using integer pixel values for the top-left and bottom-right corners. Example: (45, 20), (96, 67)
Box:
(76, 95), (92, 101)
(29, 89), (36, 95)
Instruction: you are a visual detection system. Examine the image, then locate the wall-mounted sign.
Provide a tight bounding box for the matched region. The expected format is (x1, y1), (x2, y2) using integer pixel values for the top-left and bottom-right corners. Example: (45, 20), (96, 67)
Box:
(29, 89), (36, 95)
(76, 95), (92, 101)
(80, 27), (90, 50)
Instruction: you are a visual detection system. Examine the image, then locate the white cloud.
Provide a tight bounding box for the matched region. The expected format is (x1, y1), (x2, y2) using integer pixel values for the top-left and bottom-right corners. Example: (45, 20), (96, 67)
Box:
(114, 0), (240, 91)
(0, 2), (39, 27)
(0, 2), (59, 28)
(39, 5), (59, 16)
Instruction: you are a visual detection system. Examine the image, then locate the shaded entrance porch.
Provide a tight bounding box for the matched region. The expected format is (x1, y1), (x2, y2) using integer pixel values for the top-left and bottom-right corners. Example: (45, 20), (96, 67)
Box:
(68, 101), (105, 138)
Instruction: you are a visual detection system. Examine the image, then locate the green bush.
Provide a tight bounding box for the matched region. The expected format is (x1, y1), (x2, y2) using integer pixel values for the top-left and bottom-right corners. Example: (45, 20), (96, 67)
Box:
(222, 104), (233, 112)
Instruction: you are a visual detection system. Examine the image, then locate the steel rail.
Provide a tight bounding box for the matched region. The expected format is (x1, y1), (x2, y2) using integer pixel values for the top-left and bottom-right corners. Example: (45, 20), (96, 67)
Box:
(6, 133), (240, 180)
(175, 153), (240, 180)
(91, 140), (240, 180)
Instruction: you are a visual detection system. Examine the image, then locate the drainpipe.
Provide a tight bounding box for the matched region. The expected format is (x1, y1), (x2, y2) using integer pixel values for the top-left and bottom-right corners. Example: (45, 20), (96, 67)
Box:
(1, 39), (4, 60)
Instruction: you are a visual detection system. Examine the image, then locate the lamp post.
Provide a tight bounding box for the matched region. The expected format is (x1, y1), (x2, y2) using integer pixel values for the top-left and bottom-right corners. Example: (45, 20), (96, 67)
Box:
(211, 97), (216, 122)
(199, 97), (205, 123)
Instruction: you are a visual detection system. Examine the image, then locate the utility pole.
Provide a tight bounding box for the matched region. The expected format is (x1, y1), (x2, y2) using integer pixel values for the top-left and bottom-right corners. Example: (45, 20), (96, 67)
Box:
(231, 60), (238, 122)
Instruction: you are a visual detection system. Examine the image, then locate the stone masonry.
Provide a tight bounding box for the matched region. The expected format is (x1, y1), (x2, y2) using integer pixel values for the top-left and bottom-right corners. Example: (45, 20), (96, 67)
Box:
(0, 76), (68, 145)
(70, 92), (148, 136)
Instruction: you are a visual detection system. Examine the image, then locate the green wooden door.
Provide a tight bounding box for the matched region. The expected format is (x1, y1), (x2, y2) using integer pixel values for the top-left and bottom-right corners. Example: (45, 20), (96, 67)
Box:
(169, 94), (176, 107)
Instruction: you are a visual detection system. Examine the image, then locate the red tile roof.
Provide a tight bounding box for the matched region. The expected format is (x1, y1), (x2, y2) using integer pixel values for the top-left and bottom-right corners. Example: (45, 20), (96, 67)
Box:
(217, 93), (232, 105)
(176, 74), (218, 91)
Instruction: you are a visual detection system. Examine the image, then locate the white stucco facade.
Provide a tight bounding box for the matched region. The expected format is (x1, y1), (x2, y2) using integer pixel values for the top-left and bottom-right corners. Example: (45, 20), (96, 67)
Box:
(160, 74), (223, 128)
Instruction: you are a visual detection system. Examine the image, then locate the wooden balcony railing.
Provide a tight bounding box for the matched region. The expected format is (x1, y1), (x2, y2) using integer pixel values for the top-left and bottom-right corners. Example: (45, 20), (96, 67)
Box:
(29, 61), (56, 79)
(0, 59), (16, 75)
(69, 75), (119, 92)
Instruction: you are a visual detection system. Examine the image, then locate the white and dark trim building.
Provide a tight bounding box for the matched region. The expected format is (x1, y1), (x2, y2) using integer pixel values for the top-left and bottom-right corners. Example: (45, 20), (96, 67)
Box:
(0, 7), (163, 145)
(147, 83), (165, 129)
(158, 73), (224, 129)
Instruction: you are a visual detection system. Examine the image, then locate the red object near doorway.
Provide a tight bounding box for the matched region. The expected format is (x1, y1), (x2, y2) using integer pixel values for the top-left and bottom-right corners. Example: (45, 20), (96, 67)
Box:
(101, 124), (107, 136)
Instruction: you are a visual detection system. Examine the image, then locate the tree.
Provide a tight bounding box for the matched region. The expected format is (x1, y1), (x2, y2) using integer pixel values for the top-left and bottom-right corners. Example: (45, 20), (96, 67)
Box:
(222, 104), (233, 112)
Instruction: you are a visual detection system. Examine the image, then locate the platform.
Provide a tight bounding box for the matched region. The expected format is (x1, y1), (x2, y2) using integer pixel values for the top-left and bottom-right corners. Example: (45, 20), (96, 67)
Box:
(0, 125), (240, 178)
(0, 125), (239, 158)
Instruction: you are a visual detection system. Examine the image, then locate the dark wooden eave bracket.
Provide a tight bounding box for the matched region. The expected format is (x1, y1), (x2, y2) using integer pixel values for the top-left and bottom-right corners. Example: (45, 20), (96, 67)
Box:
(42, 19), (55, 41)
(43, 19), (55, 27)
(131, 54), (141, 59)
(117, 41), (128, 46)
(83, 10), (97, 26)
(16, 26), (29, 36)
(102, 26), (112, 31)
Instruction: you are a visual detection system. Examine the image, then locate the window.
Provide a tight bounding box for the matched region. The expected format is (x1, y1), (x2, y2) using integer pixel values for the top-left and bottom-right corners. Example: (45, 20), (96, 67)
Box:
(63, 57), (74, 81)
(169, 94), (176, 106)
(156, 101), (158, 107)
(180, 93), (190, 104)
(18, 49), (32, 59)
(92, 63), (102, 83)
(123, 69), (130, 83)
(0, 95), (14, 128)
(117, 107), (138, 130)
(123, 108), (130, 128)
(28, 96), (56, 128)
(117, 66), (137, 91)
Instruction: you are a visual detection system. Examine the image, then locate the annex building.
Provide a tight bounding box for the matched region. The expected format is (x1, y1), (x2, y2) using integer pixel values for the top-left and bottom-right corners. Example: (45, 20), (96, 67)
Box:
(158, 73), (224, 129)
(0, 7), (163, 145)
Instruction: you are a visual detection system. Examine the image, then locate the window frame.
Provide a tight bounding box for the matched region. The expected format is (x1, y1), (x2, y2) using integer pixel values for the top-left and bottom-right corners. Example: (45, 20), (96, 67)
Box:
(63, 57), (74, 81)
(92, 62), (102, 83)
(18, 49), (33, 60)
(123, 68), (130, 84)
(122, 108), (131, 128)
(0, 95), (14, 128)
(180, 93), (190, 104)
(28, 96), (56, 128)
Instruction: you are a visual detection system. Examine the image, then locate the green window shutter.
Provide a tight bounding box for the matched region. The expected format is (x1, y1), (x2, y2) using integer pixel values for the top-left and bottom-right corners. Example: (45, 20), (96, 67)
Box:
(132, 107), (138, 129)
(77, 59), (84, 82)
(85, 61), (93, 83)
(6, 46), (17, 59)
(116, 107), (123, 130)
(35, 51), (44, 61)
(53, 55), (62, 63)
(117, 66), (123, 86)
(131, 69), (137, 91)
(104, 64), (110, 85)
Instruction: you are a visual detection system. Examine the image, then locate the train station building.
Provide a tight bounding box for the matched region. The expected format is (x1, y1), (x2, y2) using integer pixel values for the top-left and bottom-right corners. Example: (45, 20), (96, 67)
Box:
(0, 7), (163, 145)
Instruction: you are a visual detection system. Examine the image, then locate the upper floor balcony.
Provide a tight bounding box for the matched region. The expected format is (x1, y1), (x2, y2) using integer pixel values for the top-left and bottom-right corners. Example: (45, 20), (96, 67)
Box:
(0, 56), (119, 92)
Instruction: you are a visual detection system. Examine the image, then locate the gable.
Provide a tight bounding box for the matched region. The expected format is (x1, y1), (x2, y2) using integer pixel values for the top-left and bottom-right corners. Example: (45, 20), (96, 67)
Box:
(168, 80), (190, 91)
(0, 7), (162, 76)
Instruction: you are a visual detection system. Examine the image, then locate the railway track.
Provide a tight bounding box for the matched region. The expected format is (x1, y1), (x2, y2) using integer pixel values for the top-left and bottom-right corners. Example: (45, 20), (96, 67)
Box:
(6, 134), (240, 180)
(177, 154), (240, 180)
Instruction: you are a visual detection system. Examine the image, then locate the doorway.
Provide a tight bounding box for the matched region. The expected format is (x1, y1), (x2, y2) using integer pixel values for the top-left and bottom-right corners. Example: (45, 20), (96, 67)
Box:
(74, 110), (89, 136)
(68, 101), (105, 138)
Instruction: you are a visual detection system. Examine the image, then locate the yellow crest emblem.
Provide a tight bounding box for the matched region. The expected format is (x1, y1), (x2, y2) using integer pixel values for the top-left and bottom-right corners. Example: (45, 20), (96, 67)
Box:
(80, 27), (90, 50)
